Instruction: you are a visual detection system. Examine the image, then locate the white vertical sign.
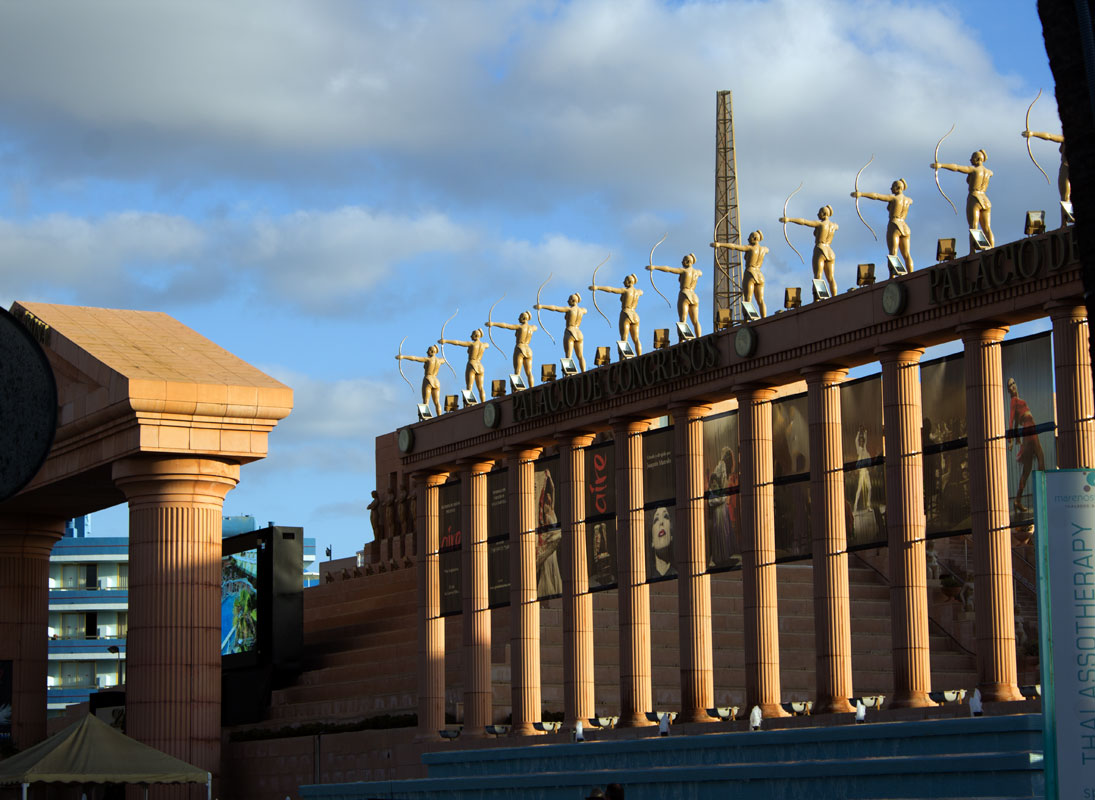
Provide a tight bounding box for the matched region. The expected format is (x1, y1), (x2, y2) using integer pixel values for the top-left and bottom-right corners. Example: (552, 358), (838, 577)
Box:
(1036, 469), (1095, 800)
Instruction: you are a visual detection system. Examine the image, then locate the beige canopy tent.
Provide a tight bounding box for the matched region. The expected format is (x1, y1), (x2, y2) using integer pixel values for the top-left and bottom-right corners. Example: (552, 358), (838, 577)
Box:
(0, 714), (210, 800)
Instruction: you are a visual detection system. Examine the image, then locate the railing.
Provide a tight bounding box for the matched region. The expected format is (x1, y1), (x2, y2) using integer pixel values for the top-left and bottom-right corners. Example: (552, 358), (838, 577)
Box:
(51, 579), (129, 591)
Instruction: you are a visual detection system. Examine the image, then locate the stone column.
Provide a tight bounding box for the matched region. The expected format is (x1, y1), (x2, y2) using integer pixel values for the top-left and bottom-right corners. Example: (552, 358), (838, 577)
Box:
(414, 470), (449, 739)
(559, 433), (596, 730)
(111, 456), (240, 781)
(460, 459), (494, 735)
(612, 418), (654, 727)
(877, 346), (936, 709)
(961, 325), (1023, 702)
(804, 367), (855, 714)
(0, 515), (65, 749)
(1048, 303), (1095, 468)
(670, 403), (715, 724)
(507, 447), (542, 736)
(735, 385), (789, 718)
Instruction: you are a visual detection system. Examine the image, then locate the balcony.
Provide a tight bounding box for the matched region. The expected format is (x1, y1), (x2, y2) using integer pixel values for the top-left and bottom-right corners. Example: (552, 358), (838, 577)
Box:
(48, 588), (128, 610)
(48, 637), (126, 657)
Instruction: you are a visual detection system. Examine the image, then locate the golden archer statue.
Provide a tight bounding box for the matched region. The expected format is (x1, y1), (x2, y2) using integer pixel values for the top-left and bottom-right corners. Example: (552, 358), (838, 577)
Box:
(395, 344), (445, 416)
(780, 205), (839, 296)
(589, 274), (644, 355)
(438, 328), (490, 403)
(647, 253), (703, 336)
(931, 150), (994, 253)
(486, 310), (538, 388)
(711, 231), (768, 317)
(534, 292), (588, 371)
(1023, 129), (1069, 226)
(851, 179), (914, 271)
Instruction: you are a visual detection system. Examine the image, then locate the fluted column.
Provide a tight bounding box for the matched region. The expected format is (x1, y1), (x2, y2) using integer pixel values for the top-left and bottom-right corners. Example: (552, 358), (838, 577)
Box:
(804, 367), (855, 714)
(414, 470), (449, 739)
(460, 459), (495, 735)
(736, 385), (789, 718)
(559, 433), (596, 730)
(111, 456), (240, 786)
(612, 418), (654, 727)
(507, 447), (543, 736)
(877, 347), (936, 709)
(961, 325), (1023, 702)
(0, 515), (65, 749)
(1048, 303), (1095, 468)
(670, 403), (715, 724)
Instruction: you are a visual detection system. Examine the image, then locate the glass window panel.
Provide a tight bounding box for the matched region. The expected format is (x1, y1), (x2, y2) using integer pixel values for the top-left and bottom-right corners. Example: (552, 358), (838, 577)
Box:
(643, 428), (676, 505)
(534, 458), (562, 598)
(1002, 333), (1055, 524)
(774, 480), (811, 558)
(488, 539), (510, 606)
(587, 518), (617, 588)
(772, 393), (810, 478)
(585, 442), (615, 518)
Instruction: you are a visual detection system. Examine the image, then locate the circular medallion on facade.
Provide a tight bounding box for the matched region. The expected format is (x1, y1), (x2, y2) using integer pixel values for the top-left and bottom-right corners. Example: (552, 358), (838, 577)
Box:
(483, 401), (501, 429)
(0, 307), (58, 502)
(397, 427), (415, 454)
(734, 326), (757, 359)
(882, 281), (908, 316)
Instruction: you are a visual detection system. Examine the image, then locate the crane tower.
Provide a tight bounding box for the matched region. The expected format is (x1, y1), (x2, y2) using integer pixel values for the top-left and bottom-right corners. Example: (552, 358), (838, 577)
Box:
(712, 90), (743, 327)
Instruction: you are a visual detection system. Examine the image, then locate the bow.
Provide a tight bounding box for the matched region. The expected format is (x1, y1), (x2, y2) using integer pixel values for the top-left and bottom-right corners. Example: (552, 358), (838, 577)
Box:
(438, 308), (459, 382)
(853, 155), (878, 242)
(535, 273), (556, 346)
(590, 253), (612, 329)
(396, 336), (414, 396)
(486, 293), (506, 366)
(781, 182), (805, 265)
(933, 124), (958, 215)
(647, 232), (671, 309)
(1024, 89), (1051, 185)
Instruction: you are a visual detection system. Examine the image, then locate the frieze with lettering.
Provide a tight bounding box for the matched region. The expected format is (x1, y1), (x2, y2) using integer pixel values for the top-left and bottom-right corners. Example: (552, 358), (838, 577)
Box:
(928, 227), (1076, 306)
(513, 335), (721, 423)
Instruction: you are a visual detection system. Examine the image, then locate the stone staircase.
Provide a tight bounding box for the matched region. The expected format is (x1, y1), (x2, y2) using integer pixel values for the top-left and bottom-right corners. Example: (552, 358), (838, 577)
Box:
(299, 714), (1044, 799)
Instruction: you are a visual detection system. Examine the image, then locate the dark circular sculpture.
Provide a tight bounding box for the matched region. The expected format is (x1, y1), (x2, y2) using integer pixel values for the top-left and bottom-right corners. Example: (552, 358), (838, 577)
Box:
(0, 306), (58, 502)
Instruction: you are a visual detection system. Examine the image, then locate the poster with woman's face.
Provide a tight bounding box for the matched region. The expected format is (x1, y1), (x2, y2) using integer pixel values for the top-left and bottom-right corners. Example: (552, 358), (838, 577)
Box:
(921, 354), (971, 536)
(1001, 332), (1055, 524)
(840, 375), (885, 546)
(534, 458), (562, 599)
(646, 504), (676, 580)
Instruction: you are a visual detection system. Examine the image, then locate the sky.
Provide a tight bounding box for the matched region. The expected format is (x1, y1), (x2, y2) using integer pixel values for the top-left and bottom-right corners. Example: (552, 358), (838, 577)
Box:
(0, 0), (1063, 560)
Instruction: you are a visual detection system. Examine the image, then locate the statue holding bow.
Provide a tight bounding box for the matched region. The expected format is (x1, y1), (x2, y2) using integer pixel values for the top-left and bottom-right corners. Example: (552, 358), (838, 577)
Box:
(395, 342), (446, 416)
(647, 253), (704, 337)
(534, 292), (589, 371)
(485, 310), (538, 388)
(589, 274), (644, 355)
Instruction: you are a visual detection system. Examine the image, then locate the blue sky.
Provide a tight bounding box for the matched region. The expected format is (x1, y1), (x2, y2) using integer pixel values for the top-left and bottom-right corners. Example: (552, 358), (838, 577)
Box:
(0, 0), (1061, 559)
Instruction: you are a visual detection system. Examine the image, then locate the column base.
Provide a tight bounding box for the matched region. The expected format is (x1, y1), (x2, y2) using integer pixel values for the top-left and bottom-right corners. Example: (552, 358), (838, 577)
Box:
(676, 709), (718, 725)
(978, 682), (1024, 703)
(759, 703), (791, 719)
(888, 690), (938, 709)
(813, 696), (855, 715)
(508, 723), (545, 737)
(616, 712), (656, 728)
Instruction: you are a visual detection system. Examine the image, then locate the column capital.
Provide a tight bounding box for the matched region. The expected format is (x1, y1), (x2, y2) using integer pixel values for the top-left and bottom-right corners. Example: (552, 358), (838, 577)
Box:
(874, 344), (925, 364)
(412, 470), (450, 489)
(0, 515), (66, 559)
(456, 457), (495, 475)
(732, 383), (777, 403)
(956, 322), (1008, 343)
(668, 401), (711, 421)
(502, 445), (543, 463)
(800, 365), (849, 385)
(609, 416), (652, 436)
(555, 431), (597, 449)
(1045, 299), (1087, 321)
(112, 456), (239, 507)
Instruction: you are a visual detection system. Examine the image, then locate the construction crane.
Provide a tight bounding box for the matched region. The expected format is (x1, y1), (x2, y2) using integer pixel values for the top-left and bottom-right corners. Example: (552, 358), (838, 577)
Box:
(712, 90), (743, 328)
